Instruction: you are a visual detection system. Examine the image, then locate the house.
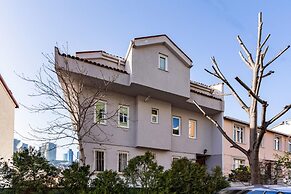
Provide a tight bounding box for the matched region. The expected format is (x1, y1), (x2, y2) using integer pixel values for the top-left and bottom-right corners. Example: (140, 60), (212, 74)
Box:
(0, 74), (18, 161)
(55, 34), (225, 173)
(223, 116), (289, 176)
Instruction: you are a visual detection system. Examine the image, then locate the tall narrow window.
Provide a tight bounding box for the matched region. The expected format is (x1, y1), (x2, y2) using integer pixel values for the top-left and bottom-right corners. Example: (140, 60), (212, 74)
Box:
(189, 120), (197, 139)
(118, 105), (129, 128)
(172, 116), (181, 136)
(95, 150), (105, 171)
(288, 140), (291, 152)
(151, 108), (159, 123)
(118, 152), (128, 172)
(95, 101), (107, 124)
(159, 54), (168, 71)
(274, 136), (281, 150)
(233, 125), (244, 143)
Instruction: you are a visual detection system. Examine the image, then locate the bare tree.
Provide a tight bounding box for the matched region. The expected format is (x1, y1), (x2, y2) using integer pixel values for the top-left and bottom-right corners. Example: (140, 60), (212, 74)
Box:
(193, 12), (291, 184)
(22, 47), (118, 166)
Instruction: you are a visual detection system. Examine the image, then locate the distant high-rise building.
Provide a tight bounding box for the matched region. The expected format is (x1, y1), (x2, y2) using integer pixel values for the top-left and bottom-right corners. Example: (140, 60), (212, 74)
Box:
(63, 153), (68, 161)
(39, 142), (56, 161)
(67, 149), (73, 163)
(13, 139), (29, 152)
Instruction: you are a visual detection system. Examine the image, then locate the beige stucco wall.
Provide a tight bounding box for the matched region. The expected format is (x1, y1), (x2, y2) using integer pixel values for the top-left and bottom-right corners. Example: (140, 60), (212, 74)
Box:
(0, 82), (15, 161)
(223, 118), (287, 176)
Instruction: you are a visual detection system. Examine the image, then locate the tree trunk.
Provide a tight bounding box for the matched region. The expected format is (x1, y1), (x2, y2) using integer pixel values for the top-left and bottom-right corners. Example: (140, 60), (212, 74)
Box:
(79, 140), (86, 166)
(249, 148), (260, 184)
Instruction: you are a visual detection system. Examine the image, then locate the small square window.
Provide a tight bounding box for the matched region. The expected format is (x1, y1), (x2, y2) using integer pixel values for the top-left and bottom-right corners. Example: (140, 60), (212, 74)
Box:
(233, 158), (245, 169)
(172, 116), (181, 136)
(95, 101), (107, 124)
(159, 54), (168, 71)
(151, 108), (159, 123)
(118, 105), (129, 128)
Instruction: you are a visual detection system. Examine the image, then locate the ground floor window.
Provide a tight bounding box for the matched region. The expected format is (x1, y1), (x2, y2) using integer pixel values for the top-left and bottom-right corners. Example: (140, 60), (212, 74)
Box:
(233, 158), (245, 169)
(118, 152), (128, 172)
(95, 150), (105, 171)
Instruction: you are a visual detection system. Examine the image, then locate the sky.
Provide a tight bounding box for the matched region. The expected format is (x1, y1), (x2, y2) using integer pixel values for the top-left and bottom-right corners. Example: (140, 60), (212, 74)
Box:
(1, 0), (291, 159)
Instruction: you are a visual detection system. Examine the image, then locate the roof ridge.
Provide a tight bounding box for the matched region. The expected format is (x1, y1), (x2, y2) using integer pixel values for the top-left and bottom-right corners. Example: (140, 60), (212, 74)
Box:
(58, 50), (128, 74)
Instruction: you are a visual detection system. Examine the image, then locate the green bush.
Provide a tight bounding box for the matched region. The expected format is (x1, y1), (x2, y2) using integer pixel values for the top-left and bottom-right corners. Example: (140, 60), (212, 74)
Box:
(123, 152), (164, 193)
(228, 165), (251, 183)
(59, 163), (90, 193)
(91, 170), (126, 194)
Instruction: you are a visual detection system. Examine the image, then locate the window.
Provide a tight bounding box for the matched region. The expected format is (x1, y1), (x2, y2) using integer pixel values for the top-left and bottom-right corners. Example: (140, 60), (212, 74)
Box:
(95, 150), (105, 171)
(189, 120), (197, 139)
(233, 125), (244, 143)
(172, 116), (181, 136)
(233, 158), (245, 169)
(274, 136), (281, 150)
(172, 156), (181, 162)
(289, 140), (291, 152)
(118, 105), (129, 128)
(151, 108), (159, 123)
(95, 101), (107, 124)
(118, 152), (128, 172)
(159, 54), (168, 71)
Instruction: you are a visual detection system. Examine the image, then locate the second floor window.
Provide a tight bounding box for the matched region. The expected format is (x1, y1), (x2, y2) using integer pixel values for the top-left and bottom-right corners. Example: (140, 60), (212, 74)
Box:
(95, 101), (107, 124)
(151, 108), (159, 123)
(274, 136), (281, 150)
(159, 54), (168, 71)
(189, 120), (197, 139)
(118, 105), (129, 128)
(233, 125), (244, 144)
(172, 116), (181, 136)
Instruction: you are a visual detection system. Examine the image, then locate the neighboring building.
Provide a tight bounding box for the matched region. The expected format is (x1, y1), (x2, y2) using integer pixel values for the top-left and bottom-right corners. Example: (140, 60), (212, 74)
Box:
(0, 74), (18, 161)
(55, 34), (225, 173)
(223, 116), (289, 176)
(39, 142), (57, 161)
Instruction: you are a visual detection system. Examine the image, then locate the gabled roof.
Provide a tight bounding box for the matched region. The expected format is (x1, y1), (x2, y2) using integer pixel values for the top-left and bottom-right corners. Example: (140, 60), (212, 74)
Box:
(133, 34), (193, 68)
(55, 47), (128, 74)
(0, 74), (19, 108)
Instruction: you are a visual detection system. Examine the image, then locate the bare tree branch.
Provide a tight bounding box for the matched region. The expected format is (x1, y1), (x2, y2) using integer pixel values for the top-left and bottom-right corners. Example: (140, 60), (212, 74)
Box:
(192, 100), (248, 156)
(266, 104), (291, 127)
(264, 45), (290, 69)
(237, 35), (255, 66)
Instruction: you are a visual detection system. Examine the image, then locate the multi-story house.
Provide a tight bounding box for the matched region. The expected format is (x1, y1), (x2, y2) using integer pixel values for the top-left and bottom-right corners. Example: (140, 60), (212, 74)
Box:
(0, 74), (18, 161)
(223, 116), (289, 176)
(55, 35), (225, 172)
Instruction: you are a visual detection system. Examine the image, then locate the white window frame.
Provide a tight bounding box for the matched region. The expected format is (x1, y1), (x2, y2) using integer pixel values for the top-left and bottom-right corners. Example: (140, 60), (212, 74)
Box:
(274, 136), (281, 151)
(158, 53), (168, 71)
(94, 149), (105, 172)
(94, 100), (107, 125)
(172, 155), (181, 162)
(118, 105), (129, 128)
(172, 116), (181, 136)
(233, 158), (245, 170)
(233, 124), (245, 144)
(117, 151), (128, 173)
(151, 108), (159, 124)
(189, 119), (197, 139)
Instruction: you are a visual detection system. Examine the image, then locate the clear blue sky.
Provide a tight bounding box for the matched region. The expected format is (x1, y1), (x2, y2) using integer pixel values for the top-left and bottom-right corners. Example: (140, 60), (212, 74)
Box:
(1, 0), (291, 159)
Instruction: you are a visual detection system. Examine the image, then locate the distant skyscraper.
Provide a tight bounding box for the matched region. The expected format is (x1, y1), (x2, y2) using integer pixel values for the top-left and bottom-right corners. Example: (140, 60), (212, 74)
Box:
(63, 153), (68, 161)
(39, 142), (56, 161)
(13, 139), (29, 152)
(67, 149), (73, 163)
